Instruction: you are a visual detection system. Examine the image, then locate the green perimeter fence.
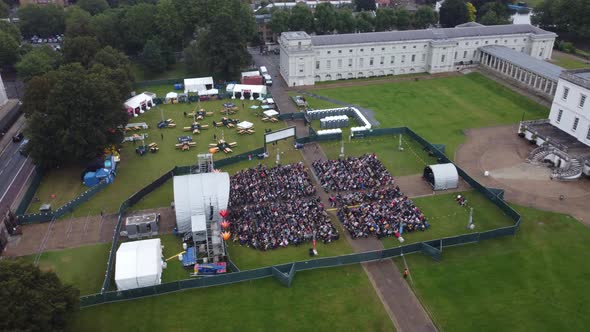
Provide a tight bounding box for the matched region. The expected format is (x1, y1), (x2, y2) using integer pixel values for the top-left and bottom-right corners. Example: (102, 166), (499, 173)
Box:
(79, 125), (520, 308)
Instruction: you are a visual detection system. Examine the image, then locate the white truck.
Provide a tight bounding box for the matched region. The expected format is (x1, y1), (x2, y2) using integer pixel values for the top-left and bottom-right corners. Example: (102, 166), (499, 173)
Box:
(263, 74), (273, 86)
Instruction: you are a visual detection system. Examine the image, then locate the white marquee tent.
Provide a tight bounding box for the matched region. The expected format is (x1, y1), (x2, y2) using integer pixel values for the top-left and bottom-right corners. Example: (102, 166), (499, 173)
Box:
(226, 84), (267, 100)
(184, 77), (214, 94)
(173, 172), (230, 233)
(423, 163), (459, 191)
(115, 238), (163, 291)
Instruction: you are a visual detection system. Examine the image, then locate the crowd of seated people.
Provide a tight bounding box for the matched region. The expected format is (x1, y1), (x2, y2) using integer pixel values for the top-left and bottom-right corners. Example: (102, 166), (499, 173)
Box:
(229, 162), (316, 206)
(312, 154), (394, 192)
(228, 163), (338, 251)
(337, 193), (430, 239)
(328, 187), (404, 207)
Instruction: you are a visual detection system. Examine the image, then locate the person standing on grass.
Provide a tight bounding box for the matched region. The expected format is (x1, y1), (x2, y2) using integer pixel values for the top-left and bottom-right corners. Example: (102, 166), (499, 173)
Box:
(403, 267), (409, 279)
(161, 133), (164, 140)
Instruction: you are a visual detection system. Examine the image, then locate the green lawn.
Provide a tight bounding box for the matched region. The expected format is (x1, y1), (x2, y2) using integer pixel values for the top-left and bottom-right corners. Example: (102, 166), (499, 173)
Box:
(28, 98), (290, 217)
(287, 92), (340, 110)
(311, 73), (549, 158)
(26, 166), (87, 213)
(131, 62), (189, 82)
(20, 243), (111, 295)
(381, 191), (515, 247)
(315, 72), (428, 85)
(549, 54), (590, 69)
(70, 264), (394, 332)
(320, 134), (438, 176)
(394, 205), (590, 332)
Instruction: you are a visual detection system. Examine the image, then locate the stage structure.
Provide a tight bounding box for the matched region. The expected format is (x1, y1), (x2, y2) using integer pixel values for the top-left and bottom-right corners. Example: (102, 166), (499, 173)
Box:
(264, 126), (296, 151)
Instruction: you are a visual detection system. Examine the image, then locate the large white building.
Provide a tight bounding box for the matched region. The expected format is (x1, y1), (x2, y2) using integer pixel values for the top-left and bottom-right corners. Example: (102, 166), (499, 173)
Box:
(520, 69), (590, 180)
(0, 73), (8, 107)
(279, 23), (556, 86)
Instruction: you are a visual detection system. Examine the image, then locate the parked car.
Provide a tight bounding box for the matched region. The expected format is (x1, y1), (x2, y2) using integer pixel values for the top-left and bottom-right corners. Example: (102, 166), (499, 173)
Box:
(12, 132), (24, 143)
(19, 139), (29, 156)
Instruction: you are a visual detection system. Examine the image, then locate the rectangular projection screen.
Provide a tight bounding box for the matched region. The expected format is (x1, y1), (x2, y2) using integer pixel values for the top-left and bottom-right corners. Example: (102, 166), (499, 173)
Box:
(265, 126), (296, 144)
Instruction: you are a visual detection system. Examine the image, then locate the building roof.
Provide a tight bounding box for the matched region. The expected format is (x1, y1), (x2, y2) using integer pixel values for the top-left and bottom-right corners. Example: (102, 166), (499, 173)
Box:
(310, 24), (556, 47)
(480, 45), (564, 81)
(560, 69), (590, 90)
(282, 31), (311, 40)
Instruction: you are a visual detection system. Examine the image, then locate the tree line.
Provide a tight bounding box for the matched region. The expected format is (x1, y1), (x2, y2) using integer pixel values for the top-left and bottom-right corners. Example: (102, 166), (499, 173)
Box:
(533, 0), (590, 39)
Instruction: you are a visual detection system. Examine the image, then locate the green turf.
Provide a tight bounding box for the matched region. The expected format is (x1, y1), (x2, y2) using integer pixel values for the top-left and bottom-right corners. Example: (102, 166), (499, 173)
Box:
(311, 73), (549, 158)
(314, 72), (427, 85)
(381, 191), (515, 247)
(20, 243), (111, 295)
(26, 166), (87, 213)
(70, 264), (394, 332)
(549, 54), (590, 69)
(28, 98), (290, 216)
(320, 135), (438, 176)
(393, 205), (590, 332)
(287, 92), (340, 110)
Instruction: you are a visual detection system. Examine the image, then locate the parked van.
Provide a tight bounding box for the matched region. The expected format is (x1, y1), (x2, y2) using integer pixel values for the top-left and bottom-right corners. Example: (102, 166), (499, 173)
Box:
(259, 66), (268, 75)
(263, 74), (273, 86)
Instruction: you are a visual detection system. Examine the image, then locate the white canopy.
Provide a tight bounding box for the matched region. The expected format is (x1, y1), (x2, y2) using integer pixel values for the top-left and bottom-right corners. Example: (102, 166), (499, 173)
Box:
(199, 88), (219, 96)
(263, 110), (279, 117)
(424, 163), (459, 191)
(184, 77), (214, 94)
(265, 98), (275, 104)
(115, 238), (163, 291)
(237, 121), (254, 129)
(226, 84), (267, 98)
(165, 92), (178, 99)
(124, 93), (154, 110)
(173, 173), (230, 233)
(241, 70), (260, 78)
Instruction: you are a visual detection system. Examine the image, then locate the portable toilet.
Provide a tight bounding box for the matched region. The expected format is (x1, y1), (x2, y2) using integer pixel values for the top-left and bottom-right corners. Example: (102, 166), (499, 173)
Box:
(83, 172), (99, 187)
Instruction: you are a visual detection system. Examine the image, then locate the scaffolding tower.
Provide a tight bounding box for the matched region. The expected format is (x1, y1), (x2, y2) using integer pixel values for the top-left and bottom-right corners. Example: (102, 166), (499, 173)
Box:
(193, 196), (226, 262)
(194, 153), (214, 174)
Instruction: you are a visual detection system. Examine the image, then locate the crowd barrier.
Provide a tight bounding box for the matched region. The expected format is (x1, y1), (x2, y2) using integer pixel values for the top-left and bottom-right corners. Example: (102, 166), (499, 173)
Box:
(70, 126), (520, 307)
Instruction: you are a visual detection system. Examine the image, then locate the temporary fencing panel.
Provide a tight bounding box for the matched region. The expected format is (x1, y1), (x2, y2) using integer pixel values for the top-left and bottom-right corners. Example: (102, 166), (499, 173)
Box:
(421, 242), (442, 261)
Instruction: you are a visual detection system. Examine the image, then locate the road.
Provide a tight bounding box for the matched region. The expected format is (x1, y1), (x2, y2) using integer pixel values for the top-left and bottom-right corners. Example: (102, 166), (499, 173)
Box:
(0, 116), (34, 217)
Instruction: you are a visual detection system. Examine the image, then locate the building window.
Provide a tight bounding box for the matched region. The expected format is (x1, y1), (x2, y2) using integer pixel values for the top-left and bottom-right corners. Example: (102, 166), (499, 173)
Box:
(402, 55), (406, 63)
(411, 54), (416, 62)
(338, 50), (342, 54)
(327, 51), (331, 54)
(359, 58), (364, 67)
(380, 56), (384, 65)
(349, 59), (353, 67)
(465, 42), (469, 46)
(521, 47), (525, 52)
(441, 55), (446, 62)
(563, 87), (569, 100)
(370, 57), (374, 66)
(371, 48), (374, 51)
(390, 56), (395, 64)
(587, 127), (590, 140)
(579, 94), (586, 107)
(298, 42), (301, 48)
(473, 50), (477, 57)
(485, 41), (489, 44)
(504, 40), (507, 44)
(338, 59), (342, 68)
(349, 49), (353, 53)
(360, 48), (364, 52)
(316, 61), (320, 70)
(422, 54), (426, 61)
(381, 47), (385, 51)
(463, 51), (467, 58)
(475, 41), (479, 45)
(494, 40), (498, 44)
(539, 48), (544, 57)
(557, 109), (563, 123)
(326, 60), (331, 69)
(454, 52), (457, 60)
(573, 117), (579, 131)
(413, 45), (416, 49)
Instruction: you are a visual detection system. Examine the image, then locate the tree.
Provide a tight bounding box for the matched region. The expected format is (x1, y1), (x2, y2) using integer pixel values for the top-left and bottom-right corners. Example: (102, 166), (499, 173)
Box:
(155, 0), (185, 50)
(90, 8), (124, 49)
(413, 6), (438, 29)
(478, 2), (510, 25)
(354, 0), (376, 12)
(439, 0), (469, 28)
(355, 11), (375, 33)
(77, 0), (109, 16)
(22, 63), (128, 167)
(270, 8), (289, 34)
(0, 1), (8, 18)
(0, 20), (21, 43)
(533, 0), (590, 38)
(289, 3), (313, 32)
(466, 2), (477, 22)
(16, 45), (62, 81)
(314, 2), (337, 35)
(0, 260), (79, 331)
(121, 3), (157, 53)
(0, 30), (19, 67)
(65, 6), (93, 37)
(90, 46), (133, 101)
(336, 8), (356, 33)
(141, 39), (166, 73)
(17, 4), (65, 38)
(395, 8), (412, 30)
(196, 11), (252, 79)
(183, 41), (200, 75)
(375, 7), (396, 32)
(63, 36), (100, 66)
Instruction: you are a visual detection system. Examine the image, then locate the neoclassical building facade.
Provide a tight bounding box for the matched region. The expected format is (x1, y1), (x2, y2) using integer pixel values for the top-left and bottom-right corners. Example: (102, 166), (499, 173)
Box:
(279, 23), (556, 86)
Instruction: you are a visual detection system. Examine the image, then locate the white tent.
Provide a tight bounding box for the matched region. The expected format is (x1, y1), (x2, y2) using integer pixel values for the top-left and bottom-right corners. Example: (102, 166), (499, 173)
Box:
(199, 88), (219, 96)
(115, 238), (163, 291)
(237, 121), (254, 129)
(124, 92), (155, 114)
(165, 92), (178, 101)
(173, 172), (230, 233)
(263, 110), (279, 117)
(226, 84), (267, 100)
(241, 70), (260, 79)
(184, 77), (214, 94)
(423, 163), (459, 191)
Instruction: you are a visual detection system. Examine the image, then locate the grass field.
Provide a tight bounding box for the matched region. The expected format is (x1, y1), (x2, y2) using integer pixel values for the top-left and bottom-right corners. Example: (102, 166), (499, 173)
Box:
(321, 135), (438, 176)
(381, 191), (515, 247)
(27, 97), (292, 216)
(549, 54), (590, 69)
(70, 264), (394, 332)
(311, 73), (549, 158)
(394, 204), (590, 331)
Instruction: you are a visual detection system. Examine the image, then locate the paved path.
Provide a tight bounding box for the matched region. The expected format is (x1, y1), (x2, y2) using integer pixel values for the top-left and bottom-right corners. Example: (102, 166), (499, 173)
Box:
(300, 142), (437, 332)
(455, 124), (590, 226)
